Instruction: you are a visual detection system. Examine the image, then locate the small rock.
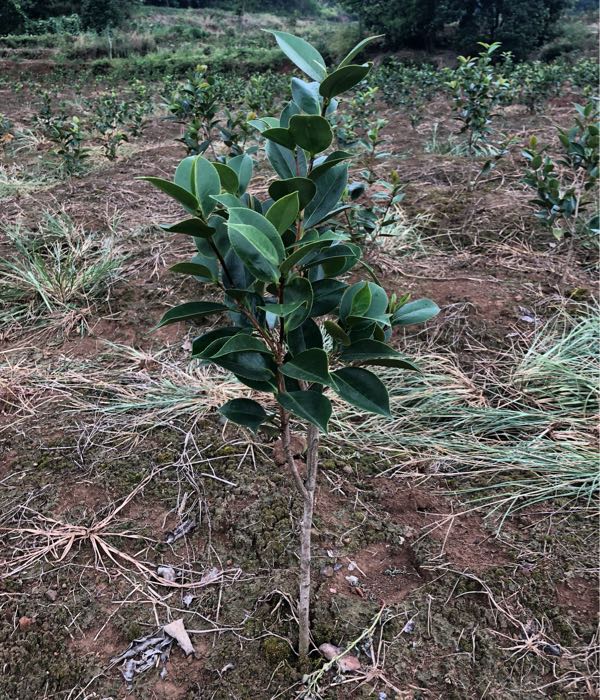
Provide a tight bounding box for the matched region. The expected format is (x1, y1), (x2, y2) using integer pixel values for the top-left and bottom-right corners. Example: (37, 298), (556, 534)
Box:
(156, 565), (177, 583)
(342, 465), (353, 475)
(337, 654), (361, 672)
(401, 619), (415, 634)
(46, 589), (58, 602)
(319, 642), (340, 660)
(320, 565), (334, 578)
(345, 575), (359, 587)
(19, 616), (33, 631)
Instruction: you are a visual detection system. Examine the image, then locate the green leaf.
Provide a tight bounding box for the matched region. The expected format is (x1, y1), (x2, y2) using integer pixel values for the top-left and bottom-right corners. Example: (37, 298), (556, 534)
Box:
(289, 115), (333, 155)
(219, 398), (268, 433)
(310, 279), (347, 316)
(266, 140), (297, 180)
(210, 334), (272, 358)
(323, 320), (351, 346)
(266, 192), (300, 234)
(284, 275), (313, 331)
(269, 177), (316, 211)
(228, 154), (253, 195)
(229, 208), (285, 262)
(282, 348), (330, 384)
(291, 78), (321, 115)
(287, 318), (323, 355)
(259, 300), (304, 317)
(211, 193), (243, 210)
(227, 208), (285, 283)
(277, 390), (332, 433)
(213, 162), (239, 195)
(281, 237), (336, 275)
(340, 340), (420, 371)
(193, 156), (221, 217)
(309, 151), (353, 181)
(340, 282), (389, 325)
(304, 163), (348, 228)
(330, 367), (390, 417)
(319, 64), (371, 99)
(263, 127), (297, 150)
(140, 177), (199, 213)
(160, 218), (215, 239)
(169, 262), (216, 280)
(392, 299), (440, 326)
(338, 34), (384, 68)
(192, 327), (244, 356)
(213, 352), (275, 382)
(270, 30), (327, 82)
(158, 301), (228, 327)
(174, 155), (196, 192)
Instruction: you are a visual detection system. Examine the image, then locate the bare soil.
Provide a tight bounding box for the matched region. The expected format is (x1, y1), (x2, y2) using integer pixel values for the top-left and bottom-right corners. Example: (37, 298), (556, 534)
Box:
(0, 66), (597, 700)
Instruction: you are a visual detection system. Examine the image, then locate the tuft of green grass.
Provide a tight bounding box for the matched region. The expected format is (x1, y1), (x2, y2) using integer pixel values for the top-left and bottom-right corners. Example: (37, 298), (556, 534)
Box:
(0, 213), (124, 335)
(330, 307), (599, 523)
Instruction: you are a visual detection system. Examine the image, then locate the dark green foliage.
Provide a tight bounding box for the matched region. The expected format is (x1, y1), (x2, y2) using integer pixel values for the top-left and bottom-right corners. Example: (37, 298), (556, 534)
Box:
(143, 31), (439, 435)
(342, 0), (569, 57)
(79, 0), (126, 31)
(522, 100), (599, 241)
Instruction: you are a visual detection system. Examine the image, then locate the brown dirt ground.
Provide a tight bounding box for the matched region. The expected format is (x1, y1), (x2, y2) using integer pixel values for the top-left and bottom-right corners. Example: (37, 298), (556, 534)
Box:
(0, 61), (598, 700)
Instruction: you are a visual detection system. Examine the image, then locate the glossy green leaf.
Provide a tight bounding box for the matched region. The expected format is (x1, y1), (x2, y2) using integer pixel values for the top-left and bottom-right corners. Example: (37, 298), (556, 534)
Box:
(212, 352), (274, 381)
(213, 162), (239, 195)
(266, 139), (297, 180)
(228, 154), (253, 195)
(323, 320), (351, 346)
(270, 30), (327, 82)
(289, 115), (333, 155)
(211, 193), (243, 210)
(392, 299), (440, 326)
(160, 218), (215, 239)
(229, 208), (285, 262)
(192, 327), (244, 357)
(340, 340), (420, 370)
(211, 333), (272, 358)
(169, 262), (216, 280)
(284, 275), (313, 331)
(277, 390), (332, 433)
(310, 279), (347, 316)
(227, 208), (285, 283)
(304, 163), (348, 228)
(291, 78), (321, 115)
(158, 301), (228, 328)
(282, 348), (330, 384)
(174, 155), (196, 191)
(192, 156), (220, 218)
(219, 398), (268, 433)
(266, 191), (300, 234)
(309, 151), (353, 180)
(287, 318), (323, 355)
(319, 64), (371, 99)
(269, 177), (316, 211)
(338, 35), (384, 68)
(259, 300), (304, 317)
(263, 127), (296, 150)
(281, 237), (336, 275)
(140, 177), (199, 213)
(330, 367), (390, 417)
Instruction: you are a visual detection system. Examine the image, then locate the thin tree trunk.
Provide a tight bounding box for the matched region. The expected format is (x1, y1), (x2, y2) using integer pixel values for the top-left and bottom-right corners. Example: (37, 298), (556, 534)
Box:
(298, 423), (319, 662)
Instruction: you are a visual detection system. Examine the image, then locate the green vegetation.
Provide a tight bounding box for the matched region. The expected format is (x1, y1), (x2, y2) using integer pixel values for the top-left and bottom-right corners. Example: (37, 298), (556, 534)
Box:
(0, 2), (598, 697)
(144, 29), (439, 659)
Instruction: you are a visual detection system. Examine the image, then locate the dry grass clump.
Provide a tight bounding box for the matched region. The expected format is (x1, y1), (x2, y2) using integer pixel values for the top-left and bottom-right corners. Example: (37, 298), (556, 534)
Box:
(0, 212), (124, 336)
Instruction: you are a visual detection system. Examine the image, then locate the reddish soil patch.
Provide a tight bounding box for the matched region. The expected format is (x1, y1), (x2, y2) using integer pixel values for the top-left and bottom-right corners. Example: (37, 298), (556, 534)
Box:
(374, 479), (510, 572)
(556, 576), (599, 624)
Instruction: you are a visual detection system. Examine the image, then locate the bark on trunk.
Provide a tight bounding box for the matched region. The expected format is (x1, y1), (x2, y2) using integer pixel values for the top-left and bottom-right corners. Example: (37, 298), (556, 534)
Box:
(298, 423), (319, 662)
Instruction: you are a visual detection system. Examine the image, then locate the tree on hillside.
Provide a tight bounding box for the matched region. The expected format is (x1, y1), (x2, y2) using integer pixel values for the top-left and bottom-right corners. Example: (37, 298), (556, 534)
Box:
(341, 0), (569, 57)
(80, 0), (128, 31)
